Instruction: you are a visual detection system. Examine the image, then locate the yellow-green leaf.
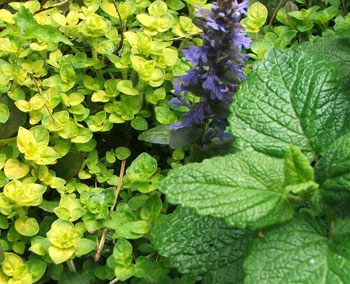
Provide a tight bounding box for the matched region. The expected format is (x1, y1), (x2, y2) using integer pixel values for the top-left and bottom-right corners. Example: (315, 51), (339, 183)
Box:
(117, 80), (139, 96)
(17, 127), (36, 153)
(48, 246), (75, 264)
(15, 217), (39, 236)
(4, 158), (29, 180)
(247, 2), (268, 30)
(0, 103), (9, 123)
(74, 238), (96, 257)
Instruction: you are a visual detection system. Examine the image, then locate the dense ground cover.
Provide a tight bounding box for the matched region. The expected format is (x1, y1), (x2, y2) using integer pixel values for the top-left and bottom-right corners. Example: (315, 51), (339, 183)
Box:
(0, 0), (349, 283)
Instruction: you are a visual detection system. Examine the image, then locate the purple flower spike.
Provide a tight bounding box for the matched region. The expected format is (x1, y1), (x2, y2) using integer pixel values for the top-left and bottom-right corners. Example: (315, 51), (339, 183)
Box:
(234, 0), (249, 16)
(232, 32), (252, 50)
(182, 46), (208, 66)
(173, 84), (182, 95)
(180, 68), (200, 86)
(207, 17), (226, 31)
(169, 0), (251, 143)
(202, 72), (221, 92)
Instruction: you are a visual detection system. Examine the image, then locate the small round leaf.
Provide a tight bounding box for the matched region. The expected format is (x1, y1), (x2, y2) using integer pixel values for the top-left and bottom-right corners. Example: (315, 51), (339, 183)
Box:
(117, 80), (139, 96)
(4, 158), (29, 180)
(15, 217), (39, 236)
(131, 116), (148, 131)
(115, 147), (131, 160)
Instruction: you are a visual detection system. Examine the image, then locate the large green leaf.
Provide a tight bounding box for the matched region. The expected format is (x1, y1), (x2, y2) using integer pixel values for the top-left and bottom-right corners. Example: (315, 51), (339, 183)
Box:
(300, 35), (350, 90)
(151, 207), (254, 284)
(315, 132), (350, 206)
(228, 48), (349, 160)
(244, 214), (350, 283)
(159, 151), (298, 229)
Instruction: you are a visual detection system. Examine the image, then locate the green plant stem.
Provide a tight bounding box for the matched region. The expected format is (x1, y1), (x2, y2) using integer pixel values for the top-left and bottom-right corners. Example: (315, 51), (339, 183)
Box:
(91, 46), (98, 60)
(16, 207), (26, 218)
(66, 259), (77, 273)
(30, 75), (58, 128)
(95, 156), (128, 262)
(137, 80), (146, 107)
(70, 45), (80, 54)
(109, 71), (115, 80)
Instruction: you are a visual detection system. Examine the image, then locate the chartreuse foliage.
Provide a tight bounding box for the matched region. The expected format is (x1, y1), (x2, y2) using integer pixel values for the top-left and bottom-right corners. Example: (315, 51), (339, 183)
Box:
(242, 0), (350, 59)
(0, 0), (206, 282)
(152, 36), (350, 283)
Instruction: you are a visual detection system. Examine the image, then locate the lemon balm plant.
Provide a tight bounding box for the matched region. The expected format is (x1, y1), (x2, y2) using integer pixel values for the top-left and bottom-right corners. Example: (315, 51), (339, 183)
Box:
(152, 35), (350, 283)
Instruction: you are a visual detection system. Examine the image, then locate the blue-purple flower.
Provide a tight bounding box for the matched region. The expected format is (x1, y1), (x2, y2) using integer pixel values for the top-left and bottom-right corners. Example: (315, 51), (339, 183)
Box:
(169, 0), (251, 142)
(182, 46), (208, 66)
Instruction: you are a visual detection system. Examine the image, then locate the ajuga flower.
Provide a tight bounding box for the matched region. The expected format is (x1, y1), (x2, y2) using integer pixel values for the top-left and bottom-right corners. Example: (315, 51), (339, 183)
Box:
(169, 0), (251, 143)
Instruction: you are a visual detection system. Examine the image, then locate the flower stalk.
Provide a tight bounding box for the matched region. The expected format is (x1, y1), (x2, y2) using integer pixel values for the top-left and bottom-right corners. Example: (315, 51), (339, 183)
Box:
(169, 0), (251, 143)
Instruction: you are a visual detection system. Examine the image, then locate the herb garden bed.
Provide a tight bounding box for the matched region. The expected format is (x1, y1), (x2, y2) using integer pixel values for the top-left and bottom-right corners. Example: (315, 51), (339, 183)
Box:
(0, 0), (349, 283)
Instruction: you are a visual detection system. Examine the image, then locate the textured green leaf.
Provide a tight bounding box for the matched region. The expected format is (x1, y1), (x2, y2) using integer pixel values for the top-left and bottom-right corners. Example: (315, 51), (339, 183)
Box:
(151, 207), (254, 284)
(315, 133), (350, 205)
(159, 151), (297, 229)
(228, 48), (349, 160)
(284, 145), (318, 196)
(244, 214), (350, 283)
(284, 144), (313, 185)
(300, 35), (350, 90)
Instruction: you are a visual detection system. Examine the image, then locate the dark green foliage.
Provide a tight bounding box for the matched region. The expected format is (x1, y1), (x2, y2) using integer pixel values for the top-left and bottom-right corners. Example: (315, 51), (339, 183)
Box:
(152, 207), (254, 284)
(154, 36), (350, 283)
